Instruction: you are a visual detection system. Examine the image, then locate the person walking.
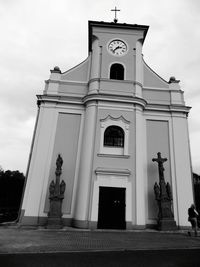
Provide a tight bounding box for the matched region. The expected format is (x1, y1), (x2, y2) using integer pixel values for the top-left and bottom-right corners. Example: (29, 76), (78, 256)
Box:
(188, 204), (199, 236)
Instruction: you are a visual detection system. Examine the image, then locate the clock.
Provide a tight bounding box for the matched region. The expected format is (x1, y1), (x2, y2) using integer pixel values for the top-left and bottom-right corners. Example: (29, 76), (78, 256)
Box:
(108, 39), (128, 56)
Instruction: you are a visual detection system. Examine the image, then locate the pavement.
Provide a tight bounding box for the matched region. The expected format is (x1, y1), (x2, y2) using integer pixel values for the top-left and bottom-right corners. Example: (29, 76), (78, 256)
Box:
(0, 226), (200, 254)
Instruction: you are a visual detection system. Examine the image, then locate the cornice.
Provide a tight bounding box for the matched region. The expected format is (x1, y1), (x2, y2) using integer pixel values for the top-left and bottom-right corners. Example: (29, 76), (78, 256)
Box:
(37, 94), (83, 106)
(83, 93), (147, 108)
(45, 79), (88, 86)
(143, 87), (184, 94)
(145, 103), (191, 114)
(37, 93), (147, 109)
(37, 94), (191, 115)
(46, 77), (144, 89)
(97, 154), (130, 159)
(88, 78), (142, 87)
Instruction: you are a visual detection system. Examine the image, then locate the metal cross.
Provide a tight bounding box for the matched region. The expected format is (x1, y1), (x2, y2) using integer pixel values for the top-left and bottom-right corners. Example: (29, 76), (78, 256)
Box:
(111, 6), (120, 23)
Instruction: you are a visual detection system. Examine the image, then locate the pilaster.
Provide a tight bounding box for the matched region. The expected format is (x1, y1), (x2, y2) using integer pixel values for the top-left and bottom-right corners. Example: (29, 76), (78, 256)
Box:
(73, 101), (97, 226)
(135, 40), (143, 97)
(88, 37), (100, 94)
(171, 114), (194, 227)
(135, 105), (146, 226)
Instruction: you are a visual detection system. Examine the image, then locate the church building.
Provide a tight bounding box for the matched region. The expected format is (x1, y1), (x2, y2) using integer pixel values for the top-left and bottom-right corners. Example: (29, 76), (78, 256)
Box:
(20, 20), (194, 229)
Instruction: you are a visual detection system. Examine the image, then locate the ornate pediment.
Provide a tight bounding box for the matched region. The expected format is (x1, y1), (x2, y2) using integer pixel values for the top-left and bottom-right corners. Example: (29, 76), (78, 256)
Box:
(100, 115), (130, 125)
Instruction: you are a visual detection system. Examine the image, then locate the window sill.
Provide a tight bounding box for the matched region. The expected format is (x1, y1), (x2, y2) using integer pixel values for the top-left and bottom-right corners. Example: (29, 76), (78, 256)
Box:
(97, 153), (130, 159)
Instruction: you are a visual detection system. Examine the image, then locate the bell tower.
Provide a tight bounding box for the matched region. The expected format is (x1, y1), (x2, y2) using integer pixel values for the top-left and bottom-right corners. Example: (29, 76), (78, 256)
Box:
(88, 21), (149, 98)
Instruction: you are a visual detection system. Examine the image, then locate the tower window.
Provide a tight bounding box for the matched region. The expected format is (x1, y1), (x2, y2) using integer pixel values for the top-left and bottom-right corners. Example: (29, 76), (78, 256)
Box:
(110, 63), (124, 80)
(104, 126), (124, 147)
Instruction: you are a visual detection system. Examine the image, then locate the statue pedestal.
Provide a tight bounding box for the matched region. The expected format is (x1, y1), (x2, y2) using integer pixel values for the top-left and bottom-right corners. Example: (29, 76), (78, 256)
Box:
(157, 218), (177, 231)
(47, 217), (63, 229)
(155, 188), (177, 231)
(47, 197), (64, 229)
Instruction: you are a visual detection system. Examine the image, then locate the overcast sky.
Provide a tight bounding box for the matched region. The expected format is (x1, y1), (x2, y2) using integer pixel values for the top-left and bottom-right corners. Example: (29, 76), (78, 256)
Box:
(0, 0), (200, 174)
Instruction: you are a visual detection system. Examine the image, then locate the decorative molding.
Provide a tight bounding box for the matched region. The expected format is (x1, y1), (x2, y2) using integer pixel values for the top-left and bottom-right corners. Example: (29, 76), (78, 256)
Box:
(45, 79), (88, 86)
(83, 93), (147, 108)
(97, 153), (130, 159)
(37, 94), (190, 116)
(100, 114), (130, 124)
(88, 77), (143, 87)
(145, 104), (191, 114)
(95, 167), (131, 176)
(37, 95), (83, 106)
(99, 112), (130, 156)
(143, 87), (183, 93)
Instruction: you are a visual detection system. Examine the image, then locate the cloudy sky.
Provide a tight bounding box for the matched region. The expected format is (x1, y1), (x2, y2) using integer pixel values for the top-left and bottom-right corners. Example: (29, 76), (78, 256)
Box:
(0, 0), (200, 174)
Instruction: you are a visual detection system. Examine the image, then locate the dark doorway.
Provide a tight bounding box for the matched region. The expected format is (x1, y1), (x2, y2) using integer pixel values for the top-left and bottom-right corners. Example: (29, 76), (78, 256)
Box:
(97, 187), (126, 229)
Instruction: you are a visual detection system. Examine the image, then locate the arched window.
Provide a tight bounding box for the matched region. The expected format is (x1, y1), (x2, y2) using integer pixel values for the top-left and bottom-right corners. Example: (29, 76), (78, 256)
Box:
(110, 63), (124, 80)
(104, 126), (124, 147)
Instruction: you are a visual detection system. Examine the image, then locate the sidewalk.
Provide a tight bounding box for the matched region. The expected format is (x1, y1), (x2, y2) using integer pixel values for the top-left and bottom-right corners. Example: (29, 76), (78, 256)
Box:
(0, 226), (200, 254)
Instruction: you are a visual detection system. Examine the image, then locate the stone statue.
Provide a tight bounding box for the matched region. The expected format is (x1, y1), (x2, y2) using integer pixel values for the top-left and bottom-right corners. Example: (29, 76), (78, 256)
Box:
(166, 182), (172, 200)
(152, 152), (167, 181)
(154, 182), (160, 200)
(49, 180), (55, 198)
(60, 180), (66, 196)
(56, 154), (63, 172)
(152, 152), (177, 230)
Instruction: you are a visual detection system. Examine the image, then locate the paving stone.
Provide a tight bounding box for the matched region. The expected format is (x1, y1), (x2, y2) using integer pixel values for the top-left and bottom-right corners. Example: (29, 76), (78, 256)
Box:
(0, 227), (199, 254)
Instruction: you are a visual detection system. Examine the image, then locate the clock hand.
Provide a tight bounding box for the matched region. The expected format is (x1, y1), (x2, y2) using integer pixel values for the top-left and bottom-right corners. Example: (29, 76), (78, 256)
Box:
(113, 46), (122, 52)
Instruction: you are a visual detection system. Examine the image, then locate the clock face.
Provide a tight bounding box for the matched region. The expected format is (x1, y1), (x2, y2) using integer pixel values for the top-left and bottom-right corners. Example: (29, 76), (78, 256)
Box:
(108, 39), (127, 56)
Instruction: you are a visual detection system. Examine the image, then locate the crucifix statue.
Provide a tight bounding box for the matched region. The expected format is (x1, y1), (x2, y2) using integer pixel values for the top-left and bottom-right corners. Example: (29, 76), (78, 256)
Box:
(152, 152), (167, 181)
(111, 6), (120, 23)
(152, 152), (177, 230)
(152, 152), (168, 199)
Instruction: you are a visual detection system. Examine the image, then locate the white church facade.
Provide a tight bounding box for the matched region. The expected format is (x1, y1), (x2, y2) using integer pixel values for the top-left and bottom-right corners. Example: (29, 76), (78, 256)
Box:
(20, 20), (194, 229)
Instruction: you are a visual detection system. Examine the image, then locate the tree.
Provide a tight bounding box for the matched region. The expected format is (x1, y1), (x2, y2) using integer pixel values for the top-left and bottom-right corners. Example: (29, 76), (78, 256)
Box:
(193, 173), (200, 213)
(0, 169), (25, 223)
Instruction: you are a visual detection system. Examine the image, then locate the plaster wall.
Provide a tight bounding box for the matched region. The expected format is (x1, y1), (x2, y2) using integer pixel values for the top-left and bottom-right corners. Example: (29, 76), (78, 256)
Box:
(44, 113), (81, 215)
(99, 79), (135, 96)
(143, 89), (170, 105)
(171, 116), (194, 226)
(58, 82), (88, 96)
(146, 120), (171, 222)
(143, 63), (168, 88)
(61, 57), (90, 82)
(21, 106), (58, 217)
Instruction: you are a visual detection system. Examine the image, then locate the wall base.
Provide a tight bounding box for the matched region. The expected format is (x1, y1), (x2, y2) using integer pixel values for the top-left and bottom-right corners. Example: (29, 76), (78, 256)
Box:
(19, 213), (185, 232)
(72, 219), (89, 229)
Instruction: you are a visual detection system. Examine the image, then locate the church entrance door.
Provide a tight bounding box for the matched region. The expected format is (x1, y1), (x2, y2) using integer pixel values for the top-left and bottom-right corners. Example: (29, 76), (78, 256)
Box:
(97, 187), (126, 229)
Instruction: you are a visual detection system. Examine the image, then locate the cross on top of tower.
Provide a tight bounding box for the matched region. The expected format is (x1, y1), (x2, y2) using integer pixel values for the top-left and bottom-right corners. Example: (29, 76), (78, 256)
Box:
(111, 6), (120, 23)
